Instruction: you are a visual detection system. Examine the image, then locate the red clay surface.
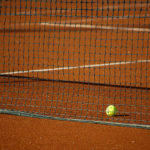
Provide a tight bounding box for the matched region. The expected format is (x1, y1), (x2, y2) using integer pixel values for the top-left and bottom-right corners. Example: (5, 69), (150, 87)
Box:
(0, 114), (150, 150)
(0, 0), (150, 149)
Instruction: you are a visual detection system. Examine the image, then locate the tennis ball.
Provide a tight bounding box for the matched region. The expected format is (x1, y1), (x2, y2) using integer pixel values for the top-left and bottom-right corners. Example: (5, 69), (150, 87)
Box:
(106, 105), (117, 117)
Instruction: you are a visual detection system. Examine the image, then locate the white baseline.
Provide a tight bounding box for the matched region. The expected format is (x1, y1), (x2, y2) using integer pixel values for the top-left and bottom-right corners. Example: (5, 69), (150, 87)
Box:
(39, 22), (150, 32)
(0, 60), (150, 75)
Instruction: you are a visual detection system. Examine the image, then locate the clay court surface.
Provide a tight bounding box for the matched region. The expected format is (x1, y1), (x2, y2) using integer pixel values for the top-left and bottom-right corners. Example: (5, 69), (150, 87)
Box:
(0, 0), (150, 149)
(0, 114), (150, 150)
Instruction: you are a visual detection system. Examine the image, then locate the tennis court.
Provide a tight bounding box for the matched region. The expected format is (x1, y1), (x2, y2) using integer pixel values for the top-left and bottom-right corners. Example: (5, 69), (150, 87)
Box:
(0, 0), (150, 128)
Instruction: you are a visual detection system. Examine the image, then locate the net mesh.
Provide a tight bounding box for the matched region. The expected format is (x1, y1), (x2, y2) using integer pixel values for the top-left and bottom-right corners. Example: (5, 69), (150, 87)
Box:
(0, 0), (150, 128)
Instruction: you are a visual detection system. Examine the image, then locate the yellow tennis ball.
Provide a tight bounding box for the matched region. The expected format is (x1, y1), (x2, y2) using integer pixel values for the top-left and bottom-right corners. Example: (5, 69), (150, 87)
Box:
(106, 105), (117, 117)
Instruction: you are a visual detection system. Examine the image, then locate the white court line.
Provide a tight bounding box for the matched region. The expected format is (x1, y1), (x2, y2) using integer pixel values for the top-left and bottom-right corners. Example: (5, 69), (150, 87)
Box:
(2, 15), (149, 32)
(39, 22), (150, 32)
(11, 22), (149, 32)
(0, 60), (150, 75)
(1, 17), (149, 32)
(12, 3), (150, 30)
(3, 22), (149, 32)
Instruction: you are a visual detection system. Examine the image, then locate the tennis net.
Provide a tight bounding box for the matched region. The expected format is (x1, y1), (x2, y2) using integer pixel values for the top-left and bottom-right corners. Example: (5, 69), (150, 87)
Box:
(0, 0), (150, 129)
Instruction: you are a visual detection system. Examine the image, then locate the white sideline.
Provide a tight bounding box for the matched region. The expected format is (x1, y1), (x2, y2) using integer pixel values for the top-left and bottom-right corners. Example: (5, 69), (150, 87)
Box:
(39, 22), (150, 32)
(0, 60), (150, 75)
(2, 22), (150, 32)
